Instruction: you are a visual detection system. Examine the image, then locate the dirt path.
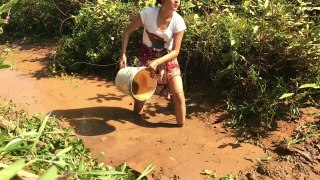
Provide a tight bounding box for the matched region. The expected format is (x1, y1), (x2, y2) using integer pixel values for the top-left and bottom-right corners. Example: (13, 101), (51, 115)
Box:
(2, 42), (316, 179)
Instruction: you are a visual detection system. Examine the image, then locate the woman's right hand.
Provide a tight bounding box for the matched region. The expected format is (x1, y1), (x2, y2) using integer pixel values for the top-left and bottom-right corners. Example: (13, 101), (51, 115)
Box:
(119, 54), (127, 68)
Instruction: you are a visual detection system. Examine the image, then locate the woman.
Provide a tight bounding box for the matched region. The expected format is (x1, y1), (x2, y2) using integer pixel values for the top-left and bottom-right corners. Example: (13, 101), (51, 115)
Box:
(120, 0), (186, 127)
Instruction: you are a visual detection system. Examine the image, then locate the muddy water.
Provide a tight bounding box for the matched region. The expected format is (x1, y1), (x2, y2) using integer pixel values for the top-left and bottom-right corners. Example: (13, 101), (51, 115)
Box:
(132, 68), (156, 101)
(0, 44), (266, 179)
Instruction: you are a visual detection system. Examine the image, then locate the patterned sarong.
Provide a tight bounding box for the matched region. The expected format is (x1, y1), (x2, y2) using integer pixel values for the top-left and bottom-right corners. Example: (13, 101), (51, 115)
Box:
(138, 44), (181, 98)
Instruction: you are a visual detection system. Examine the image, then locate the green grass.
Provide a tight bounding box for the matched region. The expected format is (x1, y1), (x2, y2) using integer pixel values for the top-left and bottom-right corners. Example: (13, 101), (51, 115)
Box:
(0, 101), (152, 179)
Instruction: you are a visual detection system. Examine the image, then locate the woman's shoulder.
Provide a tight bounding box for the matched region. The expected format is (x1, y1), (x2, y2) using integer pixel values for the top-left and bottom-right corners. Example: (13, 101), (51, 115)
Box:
(173, 11), (185, 22)
(142, 7), (160, 13)
(171, 11), (186, 31)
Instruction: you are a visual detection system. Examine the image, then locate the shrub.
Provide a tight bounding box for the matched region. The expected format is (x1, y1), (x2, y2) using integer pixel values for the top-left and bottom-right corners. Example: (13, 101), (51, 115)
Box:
(2, 0), (91, 39)
(181, 0), (319, 127)
(0, 0), (17, 35)
(53, 0), (143, 75)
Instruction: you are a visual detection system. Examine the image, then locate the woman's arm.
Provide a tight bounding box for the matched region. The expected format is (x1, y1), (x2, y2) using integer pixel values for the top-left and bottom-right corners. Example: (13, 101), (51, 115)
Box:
(148, 31), (185, 70)
(120, 15), (144, 68)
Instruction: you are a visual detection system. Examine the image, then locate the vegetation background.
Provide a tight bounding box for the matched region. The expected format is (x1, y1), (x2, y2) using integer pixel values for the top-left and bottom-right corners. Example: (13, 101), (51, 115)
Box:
(4, 0), (317, 128)
(0, 0), (319, 179)
(1, 0), (320, 135)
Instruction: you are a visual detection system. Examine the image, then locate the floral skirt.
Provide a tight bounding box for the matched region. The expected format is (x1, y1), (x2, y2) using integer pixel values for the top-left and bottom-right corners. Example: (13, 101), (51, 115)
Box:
(138, 44), (181, 98)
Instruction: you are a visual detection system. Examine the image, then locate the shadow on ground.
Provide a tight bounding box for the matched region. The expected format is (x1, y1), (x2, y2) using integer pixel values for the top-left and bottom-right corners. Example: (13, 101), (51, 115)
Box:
(52, 106), (181, 136)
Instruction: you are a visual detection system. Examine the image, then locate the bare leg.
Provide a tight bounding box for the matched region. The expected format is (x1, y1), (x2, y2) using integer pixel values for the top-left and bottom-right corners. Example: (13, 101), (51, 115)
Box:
(168, 76), (186, 126)
(134, 99), (146, 114)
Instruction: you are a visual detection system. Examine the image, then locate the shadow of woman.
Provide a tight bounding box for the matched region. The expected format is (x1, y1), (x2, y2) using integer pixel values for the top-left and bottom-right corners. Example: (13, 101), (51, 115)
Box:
(52, 106), (178, 136)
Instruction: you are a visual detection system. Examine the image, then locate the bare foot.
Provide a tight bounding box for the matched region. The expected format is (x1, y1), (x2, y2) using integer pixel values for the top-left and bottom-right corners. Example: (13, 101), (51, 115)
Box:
(176, 124), (184, 128)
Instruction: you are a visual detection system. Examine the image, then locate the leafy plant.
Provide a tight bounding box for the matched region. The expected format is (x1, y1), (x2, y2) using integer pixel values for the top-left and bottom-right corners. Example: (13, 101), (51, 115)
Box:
(53, 0), (143, 75)
(0, 56), (15, 69)
(219, 172), (238, 180)
(279, 83), (320, 117)
(279, 84), (320, 100)
(0, 0), (16, 70)
(290, 125), (319, 145)
(0, 0), (17, 35)
(0, 101), (153, 179)
(184, 0), (320, 128)
(1, 0), (91, 39)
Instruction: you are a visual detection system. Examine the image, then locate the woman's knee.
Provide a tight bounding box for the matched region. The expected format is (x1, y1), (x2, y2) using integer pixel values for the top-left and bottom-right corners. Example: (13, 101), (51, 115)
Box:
(169, 76), (184, 93)
(172, 91), (185, 104)
(168, 75), (185, 104)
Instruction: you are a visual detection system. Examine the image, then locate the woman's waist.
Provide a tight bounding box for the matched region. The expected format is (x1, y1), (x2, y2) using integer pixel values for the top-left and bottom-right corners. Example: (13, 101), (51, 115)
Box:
(141, 43), (172, 53)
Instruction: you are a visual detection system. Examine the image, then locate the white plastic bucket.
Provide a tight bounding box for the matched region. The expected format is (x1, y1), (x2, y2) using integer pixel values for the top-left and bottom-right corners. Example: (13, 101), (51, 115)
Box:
(115, 66), (157, 101)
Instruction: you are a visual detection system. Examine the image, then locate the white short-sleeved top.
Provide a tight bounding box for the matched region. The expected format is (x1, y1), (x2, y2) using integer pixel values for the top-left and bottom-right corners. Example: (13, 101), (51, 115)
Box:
(140, 7), (186, 51)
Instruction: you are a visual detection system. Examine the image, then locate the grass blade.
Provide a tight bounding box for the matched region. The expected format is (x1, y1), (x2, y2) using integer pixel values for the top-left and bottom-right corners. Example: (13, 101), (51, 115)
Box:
(279, 93), (294, 99)
(31, 112), (51, 153)
(38, 166), (58, 180)
(78, 171), (126, 175)
(0, 159), (25, 180)
(78, 158), (85, 172)
(1, 138), (23, 152)
(99, 176), (118, 180)
(0, 129), (8, 146)
(137, 164), (155, 180)
(120, 162), (127, 172)
(44, 159), (67, 169)
(54, 146), (73, 158)
(299, 83), (320, 89)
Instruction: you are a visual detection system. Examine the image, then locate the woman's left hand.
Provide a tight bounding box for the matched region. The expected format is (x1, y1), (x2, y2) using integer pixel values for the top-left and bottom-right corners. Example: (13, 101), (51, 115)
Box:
(147, 60), (159, 72)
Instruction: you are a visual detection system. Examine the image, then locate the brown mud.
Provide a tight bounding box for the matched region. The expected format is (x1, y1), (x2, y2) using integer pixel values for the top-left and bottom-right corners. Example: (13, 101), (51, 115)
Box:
(0, 42), (319, 179)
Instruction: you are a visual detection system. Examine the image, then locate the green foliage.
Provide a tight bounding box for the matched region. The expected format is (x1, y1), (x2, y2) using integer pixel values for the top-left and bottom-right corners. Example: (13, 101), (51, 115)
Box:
(0, 0), (17, 35)
(0, 47), (15, 70)
(38, 165), (58, 180)
(49, 0), (319, 128)
(219, 172), (238, 180)
(282, 120), (320, 146)
(0, 101), (152, 179)
(53, 0), (143, 74)
(0, 56), (15, 69)
(1, 0), (90, 39)
(0, 160), (26, 180)
(278, 83), (320, 117)
(0, 0), (17, 69)
(180, 0), (320, 127)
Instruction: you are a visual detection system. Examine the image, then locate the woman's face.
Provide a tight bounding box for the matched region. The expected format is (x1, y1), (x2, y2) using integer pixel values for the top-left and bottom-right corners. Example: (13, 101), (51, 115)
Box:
(162, 0), (180, 11)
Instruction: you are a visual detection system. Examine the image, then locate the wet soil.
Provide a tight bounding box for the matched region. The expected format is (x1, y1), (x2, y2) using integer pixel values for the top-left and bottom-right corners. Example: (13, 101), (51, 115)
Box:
(0, 42), (319, 179)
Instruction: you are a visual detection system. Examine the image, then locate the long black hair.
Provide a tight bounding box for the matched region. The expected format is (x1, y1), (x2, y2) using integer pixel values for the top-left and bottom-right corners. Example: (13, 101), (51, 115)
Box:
(155, 0), (162, 6)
